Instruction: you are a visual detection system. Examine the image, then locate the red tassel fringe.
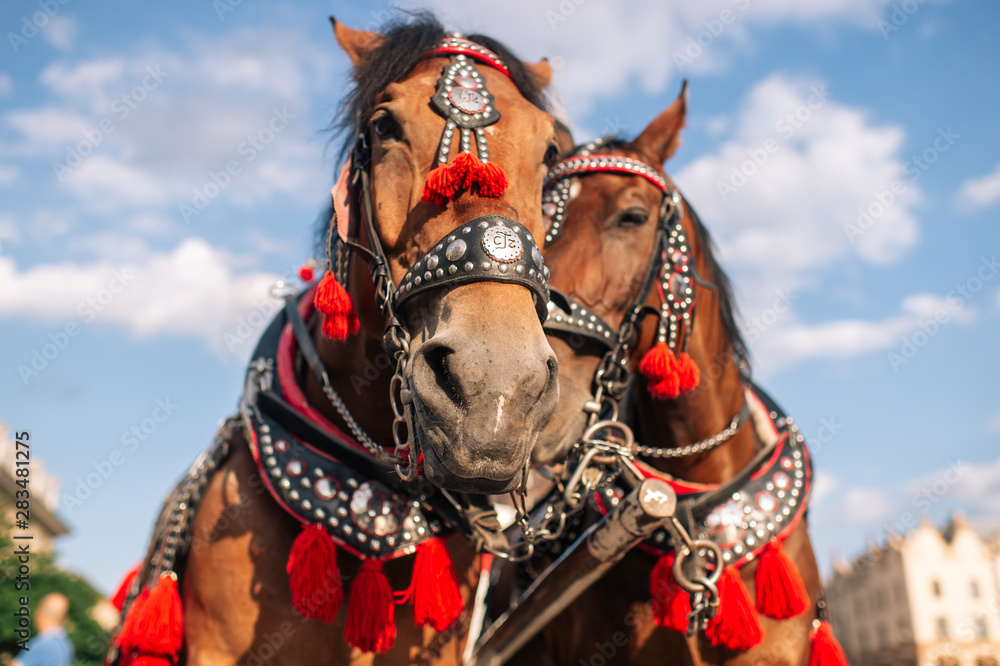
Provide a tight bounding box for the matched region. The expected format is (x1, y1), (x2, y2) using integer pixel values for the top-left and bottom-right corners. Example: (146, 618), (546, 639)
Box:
(650, 552), (691, 632)
(809, 621), (849, 666)
(639, 343), (701, 399)
(422, 163), (458, 206)
(756, 539), (809, 620)
(111, 563), (142, 612)
(116, 573), (183, 663)
(420, 151), (509, 205)
(314, 271), (359, 341)
(675, 352), (700, 394)
(396, 537), (463, 631)
(346, 559), (396, 654)
(476, 161), (508, 198)
(705, 566), (764, 652)
(287, 524), (343, 623)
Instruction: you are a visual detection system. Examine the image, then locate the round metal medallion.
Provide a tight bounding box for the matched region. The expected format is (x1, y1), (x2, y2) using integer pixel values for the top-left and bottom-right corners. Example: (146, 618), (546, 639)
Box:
(482, 226), (523, 263)
(755, 491), (777, 512)
(349, 481), (406, 537)
(449, 87), (486, 114)
(313, 477), (340, 501)
(445, 239), (467, 261)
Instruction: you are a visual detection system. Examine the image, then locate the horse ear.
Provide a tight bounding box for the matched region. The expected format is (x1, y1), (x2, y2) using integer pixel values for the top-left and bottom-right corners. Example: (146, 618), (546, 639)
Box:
(330, 17), (386, 67)
(524, 58), (553, 89)
(633, 80), (688, 165)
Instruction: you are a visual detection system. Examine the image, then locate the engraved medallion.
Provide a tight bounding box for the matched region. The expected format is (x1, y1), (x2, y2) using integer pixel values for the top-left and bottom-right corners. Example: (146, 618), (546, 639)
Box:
(349, 481), (406, 537)
(482, 226), (523, 263)
(449, 87), (486, 114)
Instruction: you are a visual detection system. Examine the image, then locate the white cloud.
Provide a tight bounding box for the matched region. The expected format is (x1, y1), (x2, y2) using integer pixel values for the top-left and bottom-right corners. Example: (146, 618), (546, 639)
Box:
(42, 15), (78, 51)
(0, 73), (11, 97)
(0, 164), (19, 186)
(0, 238), (281, 350)
(60, 156), (170, 210)
(4, 107), (91, 147)
(957, 161), (1000, 211)
(675, 74), (919, 316)
(40, 58), (125, 110)
(837, 487), (897, 526)
(402, 0), (895, 115)
(750, 292), (976, 372)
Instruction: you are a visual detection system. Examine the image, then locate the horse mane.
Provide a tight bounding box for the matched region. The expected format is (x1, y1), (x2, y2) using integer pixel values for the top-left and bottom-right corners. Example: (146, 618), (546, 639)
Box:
(573, 136), (751, 377)
(332, 12), (549, 160)
(314, 11), (550, 255)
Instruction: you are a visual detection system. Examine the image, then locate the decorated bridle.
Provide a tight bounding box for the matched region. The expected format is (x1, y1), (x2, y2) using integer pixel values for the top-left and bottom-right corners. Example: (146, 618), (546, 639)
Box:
(309, 35), (550, 481)
(543, 138), (702, 406)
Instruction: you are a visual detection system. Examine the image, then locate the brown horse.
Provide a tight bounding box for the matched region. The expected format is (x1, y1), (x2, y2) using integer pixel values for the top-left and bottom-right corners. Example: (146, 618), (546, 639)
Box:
(529, 87), (836, 665)
(112, 15), (564, 666)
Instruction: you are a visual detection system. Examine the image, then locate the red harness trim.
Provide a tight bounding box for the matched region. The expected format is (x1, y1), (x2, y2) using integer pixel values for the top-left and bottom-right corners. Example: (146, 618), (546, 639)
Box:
(422, 39), (512, 79)
(275, 285), (373, 457)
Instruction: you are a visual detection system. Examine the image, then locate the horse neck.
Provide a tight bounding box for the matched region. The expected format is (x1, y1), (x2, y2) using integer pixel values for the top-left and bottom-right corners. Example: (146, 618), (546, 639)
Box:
(629, 240), (757, 486)
(301, 311), (396, 451)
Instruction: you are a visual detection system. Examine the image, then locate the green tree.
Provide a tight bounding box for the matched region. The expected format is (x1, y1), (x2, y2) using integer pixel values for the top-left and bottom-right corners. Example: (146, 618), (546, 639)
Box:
(0, 524), (112, 666)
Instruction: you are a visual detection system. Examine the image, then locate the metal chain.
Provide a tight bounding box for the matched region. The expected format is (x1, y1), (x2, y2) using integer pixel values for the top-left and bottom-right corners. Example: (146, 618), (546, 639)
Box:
(634, 402), (749, 459)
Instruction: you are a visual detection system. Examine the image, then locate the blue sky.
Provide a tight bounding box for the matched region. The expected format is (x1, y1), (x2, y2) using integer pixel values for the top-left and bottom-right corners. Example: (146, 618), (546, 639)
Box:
(1, 0), (998, 595)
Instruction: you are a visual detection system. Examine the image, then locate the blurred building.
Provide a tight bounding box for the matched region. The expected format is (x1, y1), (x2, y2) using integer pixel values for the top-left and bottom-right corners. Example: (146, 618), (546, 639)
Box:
(0, 421), (70, 552)
(827, 514), (1000, 666)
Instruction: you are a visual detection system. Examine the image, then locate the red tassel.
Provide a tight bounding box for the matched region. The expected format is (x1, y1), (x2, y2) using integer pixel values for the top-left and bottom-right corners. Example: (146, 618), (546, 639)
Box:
(705, 566), (764, 652)
(346, 559), (396, 654)
(396, 537), (463, 631)
(809, 621), (848, 666)
(675, 352), (700, 394)
(639, 342), (682, 399)
(756, 539), (809, 620)
(298, 264), (315, 282)
(130, 656), (173, 666)
(314, 271), (359, 340)
(125, 573), (184, 660)
(111, 563), (142, 612)
(117, 587), (150, 651)
(475, 161), (508, 197)
(449, 151), (481, 190)
(650, 552), (691, 632)
(287, 524), (343, 623)
(422, 163), (458, 206)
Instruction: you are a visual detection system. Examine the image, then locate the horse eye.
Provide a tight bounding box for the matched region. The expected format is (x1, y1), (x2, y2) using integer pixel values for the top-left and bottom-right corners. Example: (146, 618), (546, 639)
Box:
(616, 208), (649, 228)
(370, 113), (400, 142)
(543, 143), (560, 167)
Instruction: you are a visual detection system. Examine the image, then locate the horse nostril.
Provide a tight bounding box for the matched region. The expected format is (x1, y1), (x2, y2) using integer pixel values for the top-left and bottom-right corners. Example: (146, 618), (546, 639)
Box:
(427, 344), (463, 408)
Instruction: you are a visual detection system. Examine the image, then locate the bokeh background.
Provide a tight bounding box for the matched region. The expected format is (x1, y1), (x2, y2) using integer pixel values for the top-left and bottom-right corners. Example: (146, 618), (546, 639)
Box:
(1, 0), (998, 605)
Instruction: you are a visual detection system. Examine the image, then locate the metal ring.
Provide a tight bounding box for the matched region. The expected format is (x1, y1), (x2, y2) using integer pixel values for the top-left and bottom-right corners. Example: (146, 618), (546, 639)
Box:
(580, 419), (635, 451)
(672, 540), (724, 593)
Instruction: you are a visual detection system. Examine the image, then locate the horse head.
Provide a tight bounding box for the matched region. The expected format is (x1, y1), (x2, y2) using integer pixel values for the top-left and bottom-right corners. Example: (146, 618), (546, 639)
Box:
(327, 18), (561, 493)
(536, 83), (747, 466)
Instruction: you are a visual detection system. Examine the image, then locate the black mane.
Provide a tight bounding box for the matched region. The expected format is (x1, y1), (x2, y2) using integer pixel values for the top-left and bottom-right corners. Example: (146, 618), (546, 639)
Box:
(332, 12), (549, 160)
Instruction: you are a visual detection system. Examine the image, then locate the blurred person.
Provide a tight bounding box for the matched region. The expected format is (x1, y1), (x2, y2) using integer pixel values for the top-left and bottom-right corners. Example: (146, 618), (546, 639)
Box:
(12, 592), (74, 666)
